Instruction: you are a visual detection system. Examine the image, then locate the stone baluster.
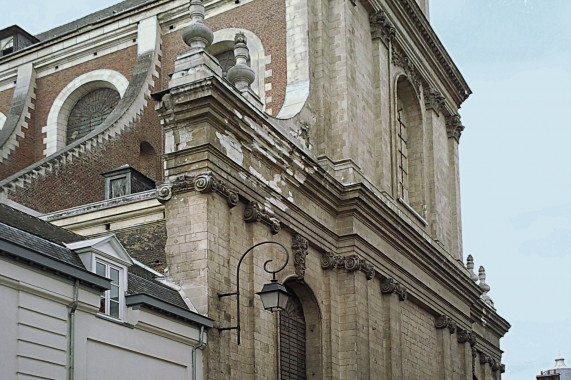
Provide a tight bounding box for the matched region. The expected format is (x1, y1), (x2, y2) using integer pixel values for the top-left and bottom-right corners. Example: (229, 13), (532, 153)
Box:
(479, 266), (494, 308)
(466, 254), (478, 282)
(227, 32), (255, 91)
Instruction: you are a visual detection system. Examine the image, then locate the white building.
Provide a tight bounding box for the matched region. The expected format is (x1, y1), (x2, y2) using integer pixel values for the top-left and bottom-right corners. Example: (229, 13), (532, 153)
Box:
(0, 203), (213, 380)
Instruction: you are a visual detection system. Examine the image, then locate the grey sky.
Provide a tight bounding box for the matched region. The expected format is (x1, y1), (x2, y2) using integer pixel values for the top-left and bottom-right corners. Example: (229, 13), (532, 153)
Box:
(4, 0), (570, 379)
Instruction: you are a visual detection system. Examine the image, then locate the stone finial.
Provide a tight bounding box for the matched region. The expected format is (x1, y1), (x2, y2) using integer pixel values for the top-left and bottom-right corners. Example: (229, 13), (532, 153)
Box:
(182, 0), (214, 50)
(227, 32), (255, 91)
(478, 266), (494, 307)
(466, 254), (478, 282)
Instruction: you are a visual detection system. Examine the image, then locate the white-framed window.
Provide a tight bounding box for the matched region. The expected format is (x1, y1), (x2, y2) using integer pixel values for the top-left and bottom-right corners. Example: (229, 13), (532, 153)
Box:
(95, 259), (124, 319)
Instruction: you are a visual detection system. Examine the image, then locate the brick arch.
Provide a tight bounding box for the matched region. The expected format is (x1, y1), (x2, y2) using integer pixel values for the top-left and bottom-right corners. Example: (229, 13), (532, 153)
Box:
(42, 70), (129, 156)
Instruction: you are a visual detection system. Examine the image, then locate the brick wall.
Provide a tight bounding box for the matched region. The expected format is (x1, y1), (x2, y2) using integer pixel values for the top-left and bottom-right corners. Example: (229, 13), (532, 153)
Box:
(0, 46), (138, 181)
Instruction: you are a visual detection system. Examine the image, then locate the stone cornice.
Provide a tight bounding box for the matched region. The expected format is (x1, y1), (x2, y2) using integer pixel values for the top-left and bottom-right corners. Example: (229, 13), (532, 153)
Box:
(156, 75), (509, 338)
(392, 0), (471, 104)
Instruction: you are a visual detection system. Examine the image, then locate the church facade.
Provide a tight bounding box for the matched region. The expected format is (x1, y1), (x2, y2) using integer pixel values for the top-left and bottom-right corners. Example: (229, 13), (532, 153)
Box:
(0, 0), (509, 379)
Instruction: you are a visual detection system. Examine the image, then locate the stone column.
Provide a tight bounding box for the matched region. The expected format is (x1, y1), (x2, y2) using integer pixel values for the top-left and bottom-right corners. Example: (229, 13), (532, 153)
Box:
(446, 115), (464, 260)
(380, 278), (406, 379)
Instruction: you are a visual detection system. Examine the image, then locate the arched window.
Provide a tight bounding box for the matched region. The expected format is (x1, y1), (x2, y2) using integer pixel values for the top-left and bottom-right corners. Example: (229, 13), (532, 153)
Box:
(396, 76), (425, 217)
(280, 288), (307, 379)
(67, 88), (120, 144)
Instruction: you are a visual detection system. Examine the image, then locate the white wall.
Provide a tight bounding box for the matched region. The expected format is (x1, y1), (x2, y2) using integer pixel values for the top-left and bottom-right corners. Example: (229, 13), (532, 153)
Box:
(0, 258), (204, 380)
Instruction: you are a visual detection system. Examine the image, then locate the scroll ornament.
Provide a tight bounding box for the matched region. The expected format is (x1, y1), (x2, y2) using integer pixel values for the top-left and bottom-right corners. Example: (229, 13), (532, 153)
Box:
(321, 252), (375, 280)
(434, 314), (457, 334)
(156, 182), (173, 203)
(243, 201), (281, 234)
(380, 277), (407, 301)
(171, 171), (239, 208)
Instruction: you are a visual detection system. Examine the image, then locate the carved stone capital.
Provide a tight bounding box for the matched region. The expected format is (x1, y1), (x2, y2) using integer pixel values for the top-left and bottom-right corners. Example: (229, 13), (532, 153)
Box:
(370, 11), (395, 46)
(457, 329), (475, 345)
(292, 234), (309, 280)
(423, 86), (445, 115)
(244, 201), (281, 234)
(479, 352), (490, 365)
(434, 314), (457, 334)
(500, 364), (506, 373)
(380, 278), (407, 301)
(172, 171), (240, 208)
(446, 115), (464, 142)
(156, 182), (173, 203)
(321, 252), (375, 280)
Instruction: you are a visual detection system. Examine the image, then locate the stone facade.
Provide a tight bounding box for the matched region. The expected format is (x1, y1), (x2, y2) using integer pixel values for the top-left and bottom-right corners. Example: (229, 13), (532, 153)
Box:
(0, 0), (509, 379)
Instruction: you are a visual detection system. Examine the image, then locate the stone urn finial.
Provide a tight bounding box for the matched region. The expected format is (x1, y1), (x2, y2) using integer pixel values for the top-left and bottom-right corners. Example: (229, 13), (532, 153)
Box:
(227, 32), (255, 91)
(466, 254), (478, 282)
(182, 0), (214, 50)
(478, 266), (494, 307)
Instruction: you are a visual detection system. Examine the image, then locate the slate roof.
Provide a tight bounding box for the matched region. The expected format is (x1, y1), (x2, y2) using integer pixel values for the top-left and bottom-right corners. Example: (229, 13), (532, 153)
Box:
(0, 222), (85, 269)
(0, 204), (198, 321)
(35, 0), (158, 42)
(0, 203), (84, 246)
(127, 272), (188, 310)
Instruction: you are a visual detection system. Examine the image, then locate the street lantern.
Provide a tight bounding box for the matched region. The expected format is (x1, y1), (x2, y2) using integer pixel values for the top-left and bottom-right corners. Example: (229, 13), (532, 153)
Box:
(256, 279), (290, 312)
(218, 241), (290, 345)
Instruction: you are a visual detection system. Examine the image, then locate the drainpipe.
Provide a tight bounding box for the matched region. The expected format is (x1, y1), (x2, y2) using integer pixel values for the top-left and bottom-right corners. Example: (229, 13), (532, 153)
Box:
(192, 326), (205, 380)
(68, 280), (79, 380)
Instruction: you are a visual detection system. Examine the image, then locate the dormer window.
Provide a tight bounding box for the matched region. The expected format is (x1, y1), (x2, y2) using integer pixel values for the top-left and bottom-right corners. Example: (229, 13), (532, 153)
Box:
(101, 165), (155, 200)
(65, 235), (133, 321)
(96, 260), (122, 318)
(1, 37), (13, 55)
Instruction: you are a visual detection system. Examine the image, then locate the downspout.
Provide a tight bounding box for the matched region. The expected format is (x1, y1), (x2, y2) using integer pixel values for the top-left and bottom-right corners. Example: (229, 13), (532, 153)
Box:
(192, 326), (205, 380)
(67, 280), (79, 380)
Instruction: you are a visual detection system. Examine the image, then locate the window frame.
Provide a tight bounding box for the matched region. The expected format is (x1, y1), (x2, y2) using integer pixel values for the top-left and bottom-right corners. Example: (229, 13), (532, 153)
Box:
(93, 256), (127, 320)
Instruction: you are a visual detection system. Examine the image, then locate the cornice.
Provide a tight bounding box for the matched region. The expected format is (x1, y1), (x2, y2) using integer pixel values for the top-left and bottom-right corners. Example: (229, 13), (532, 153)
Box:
(393, 0), (471, 103)
(374, 0), (471, 106)
(157, 75), (506, 337)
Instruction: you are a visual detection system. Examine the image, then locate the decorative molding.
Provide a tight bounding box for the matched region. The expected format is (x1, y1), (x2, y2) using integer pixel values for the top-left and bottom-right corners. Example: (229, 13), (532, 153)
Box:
(380, 277), (407, 301)
(395, 0), (471, 103)
(292, 234), (309, 280)
(0, 63), (36, 162)
(391, 45), (422, 95)
(500, 364), (506, 373)
(446, 114), (464, 142)
(171, 171), (239, 208)
(434, 314), (457, 334)
(0, 16), (162, 194)
(243, 201), (281, 234)
(321, 252), (376, 280)
(423, 86), (445, 115)
(369, 10), (395, 47)
(479, 352), (489, 365)
(457, 329), (477, 346)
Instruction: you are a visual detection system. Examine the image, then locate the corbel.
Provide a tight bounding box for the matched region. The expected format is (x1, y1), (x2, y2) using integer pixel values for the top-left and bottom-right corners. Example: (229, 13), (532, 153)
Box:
(380, 277), (407, 301)
(244, 201), (281, 234)
(321, 252), (376, 280)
